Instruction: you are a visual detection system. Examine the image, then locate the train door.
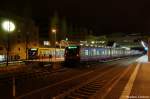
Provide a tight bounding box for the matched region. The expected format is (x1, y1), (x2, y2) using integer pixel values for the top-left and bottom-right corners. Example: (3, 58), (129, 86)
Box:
(28, 48), (38, 60)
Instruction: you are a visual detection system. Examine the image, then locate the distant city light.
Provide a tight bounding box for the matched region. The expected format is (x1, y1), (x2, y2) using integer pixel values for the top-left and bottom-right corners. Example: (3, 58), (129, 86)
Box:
(2, 20), (15, 32)
(52, 29), (56, 33)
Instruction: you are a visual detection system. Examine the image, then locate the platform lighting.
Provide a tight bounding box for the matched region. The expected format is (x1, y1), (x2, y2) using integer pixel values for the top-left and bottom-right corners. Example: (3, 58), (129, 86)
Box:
(80, 43), (83, 46)
(91, 41), (95, 44)
(102, 41), (105, 44)
(141, 41), (148, 51)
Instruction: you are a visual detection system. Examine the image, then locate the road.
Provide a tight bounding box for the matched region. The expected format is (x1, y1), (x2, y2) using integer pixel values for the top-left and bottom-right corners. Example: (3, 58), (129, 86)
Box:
(0, 56), (143, 99)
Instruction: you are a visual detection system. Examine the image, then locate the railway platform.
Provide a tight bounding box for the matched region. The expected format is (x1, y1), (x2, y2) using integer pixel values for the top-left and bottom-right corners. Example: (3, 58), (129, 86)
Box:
(119, 55), (150, 99)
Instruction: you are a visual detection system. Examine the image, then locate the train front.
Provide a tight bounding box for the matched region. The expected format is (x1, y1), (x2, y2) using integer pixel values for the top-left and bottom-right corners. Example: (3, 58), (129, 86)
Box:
(64, 45), (80, 64)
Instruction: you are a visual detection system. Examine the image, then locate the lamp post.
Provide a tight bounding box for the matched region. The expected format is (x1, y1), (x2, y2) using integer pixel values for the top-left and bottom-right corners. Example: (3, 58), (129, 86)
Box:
(52, 28), (56, 61)
(2, 20), (16, 98)
(2, 20), (15, 66)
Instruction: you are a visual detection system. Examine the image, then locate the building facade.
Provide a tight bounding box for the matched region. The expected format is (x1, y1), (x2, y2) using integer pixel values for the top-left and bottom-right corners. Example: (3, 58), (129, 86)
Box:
(0, 14), (39, 61)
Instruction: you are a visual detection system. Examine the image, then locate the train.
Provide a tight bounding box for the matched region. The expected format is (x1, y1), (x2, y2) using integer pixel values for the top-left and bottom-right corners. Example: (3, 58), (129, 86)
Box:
(64, 45), (142, 63)
(28, 48), (65, 60)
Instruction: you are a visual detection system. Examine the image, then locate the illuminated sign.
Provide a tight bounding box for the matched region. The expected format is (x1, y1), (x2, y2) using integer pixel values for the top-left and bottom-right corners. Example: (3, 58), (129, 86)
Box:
(30, 48), (37, 51)
(68, 46), (78, 49)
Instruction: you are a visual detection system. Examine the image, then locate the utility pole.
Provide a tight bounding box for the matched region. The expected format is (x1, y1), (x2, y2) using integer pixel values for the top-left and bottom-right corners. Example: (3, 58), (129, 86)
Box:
(25, 32), (29, 60)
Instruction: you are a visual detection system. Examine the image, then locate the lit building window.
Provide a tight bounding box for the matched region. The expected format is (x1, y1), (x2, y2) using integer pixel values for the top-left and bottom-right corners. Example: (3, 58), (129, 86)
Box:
(43, 41), (50, 46)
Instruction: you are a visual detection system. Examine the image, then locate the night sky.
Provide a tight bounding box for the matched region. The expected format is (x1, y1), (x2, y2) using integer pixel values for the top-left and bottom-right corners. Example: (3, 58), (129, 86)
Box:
(1, 0), (150, 35)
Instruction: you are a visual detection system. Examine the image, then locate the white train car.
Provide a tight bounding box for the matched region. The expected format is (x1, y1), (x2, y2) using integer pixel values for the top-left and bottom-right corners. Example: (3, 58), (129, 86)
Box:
(64, 45), (141, 63)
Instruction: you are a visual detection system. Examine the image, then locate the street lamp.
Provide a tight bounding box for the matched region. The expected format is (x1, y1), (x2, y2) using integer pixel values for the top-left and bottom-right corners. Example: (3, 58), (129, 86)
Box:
(2, 20), (15, 66)
(52, 28), (56, 61)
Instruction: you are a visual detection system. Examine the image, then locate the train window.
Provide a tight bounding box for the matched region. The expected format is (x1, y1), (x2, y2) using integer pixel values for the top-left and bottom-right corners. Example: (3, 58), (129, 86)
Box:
(28, 49), (38, 59)
(85, 50), (88, 56)
(114, 50), (116, 55)
(105, 49), (107, 56)
(108, 49), (110, 55)
(88, 49), (90, 56)
(99, 50), (101, 55)
(102, 49), (104, 56)
(91, 49), (94, 56)
(112, 49), (115, 55)
(80, 49), (84, 56)
(93, 49), (96, 56)
(113, 49), (116, 55)
(102, 50), (104, 55)
(98, 48), (103, 56)
(96, 50), (99, 55)
(115, 50), (117, 55)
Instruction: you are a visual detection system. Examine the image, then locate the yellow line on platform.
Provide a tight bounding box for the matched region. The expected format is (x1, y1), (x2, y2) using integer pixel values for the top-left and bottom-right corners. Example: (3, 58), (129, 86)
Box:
(119, 63), (141, 99)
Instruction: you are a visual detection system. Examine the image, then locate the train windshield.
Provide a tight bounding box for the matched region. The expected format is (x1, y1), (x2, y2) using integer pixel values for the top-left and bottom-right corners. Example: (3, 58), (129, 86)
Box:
(65, 46), (80, 56)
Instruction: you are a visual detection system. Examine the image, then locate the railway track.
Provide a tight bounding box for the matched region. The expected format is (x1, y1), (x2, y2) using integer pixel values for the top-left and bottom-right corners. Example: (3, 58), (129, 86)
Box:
(65, 69), (122, 99)
(0, 57), (138, 99)
(53, 66), (127, 99)
(16, 63), (118, 99)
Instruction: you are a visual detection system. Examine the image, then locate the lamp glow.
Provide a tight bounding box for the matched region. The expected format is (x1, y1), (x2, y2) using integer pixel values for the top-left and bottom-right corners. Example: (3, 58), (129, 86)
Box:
(2, 20), (15, 32)
(91, 41), (95, 44)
